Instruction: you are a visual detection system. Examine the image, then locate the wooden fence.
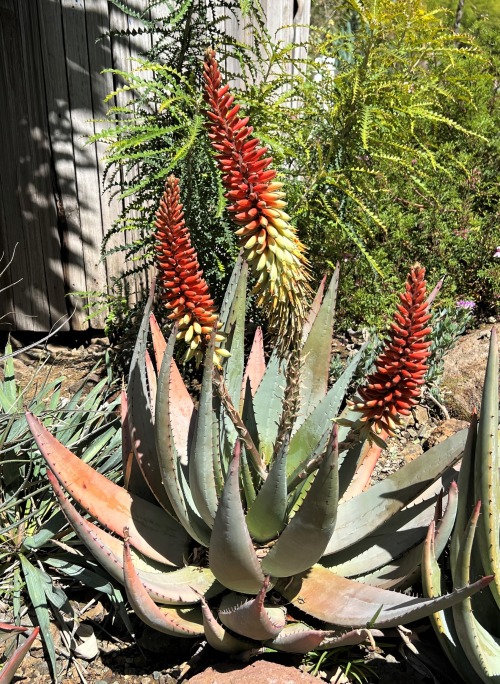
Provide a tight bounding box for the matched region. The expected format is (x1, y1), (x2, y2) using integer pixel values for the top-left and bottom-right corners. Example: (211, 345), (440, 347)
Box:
(0, 0), (310, 332)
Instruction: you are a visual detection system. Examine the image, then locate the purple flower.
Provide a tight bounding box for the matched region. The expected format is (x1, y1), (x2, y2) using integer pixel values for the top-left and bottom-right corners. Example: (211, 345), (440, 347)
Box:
(494, 246), (500, 258)
(456, 300), (476, 310)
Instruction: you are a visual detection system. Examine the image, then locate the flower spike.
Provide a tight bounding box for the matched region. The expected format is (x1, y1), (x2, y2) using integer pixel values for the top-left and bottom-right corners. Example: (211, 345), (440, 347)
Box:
(155, 175), (227, 365)
(349, 264), (431, 439)
(203, 48), (311, 351)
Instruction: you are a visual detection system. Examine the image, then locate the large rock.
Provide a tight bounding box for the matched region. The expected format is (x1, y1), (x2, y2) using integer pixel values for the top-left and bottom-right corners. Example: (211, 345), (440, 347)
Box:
(187, 660), (318, 684)
(441, 325), (499, 420)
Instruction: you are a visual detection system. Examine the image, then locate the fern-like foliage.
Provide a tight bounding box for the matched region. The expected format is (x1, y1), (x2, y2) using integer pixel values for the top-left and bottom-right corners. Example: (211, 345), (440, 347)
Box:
(92, 0), (268, 336)
(243, 0), (493, 329)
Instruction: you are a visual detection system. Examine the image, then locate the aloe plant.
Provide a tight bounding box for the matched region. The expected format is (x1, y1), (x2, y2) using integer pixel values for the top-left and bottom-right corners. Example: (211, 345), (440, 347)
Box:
(25, 252), (493, 655)
(25, 50), (493, 658)
(423, 328), (500, 683)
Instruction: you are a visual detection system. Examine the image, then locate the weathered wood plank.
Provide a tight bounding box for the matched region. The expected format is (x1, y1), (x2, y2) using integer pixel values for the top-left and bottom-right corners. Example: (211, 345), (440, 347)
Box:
(0, 0), (67, 331)
(37, 0), (84, 330)
(85, 0), (124, 314)
(60, 0), (108, 328)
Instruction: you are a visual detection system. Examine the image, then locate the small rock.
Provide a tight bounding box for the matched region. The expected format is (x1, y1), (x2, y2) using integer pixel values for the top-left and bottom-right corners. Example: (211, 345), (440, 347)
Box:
(91, 337), (110, 346)
(413, 405), (428, 426)
(425, 419), (469, 448)
(488, 316), (496, 324)
(441, 324), (499, 419)
(401, 443), (423, 462)
(407, 427), (418, 438)
(188, 660), (320, 683)
(418, 424), (434, 440)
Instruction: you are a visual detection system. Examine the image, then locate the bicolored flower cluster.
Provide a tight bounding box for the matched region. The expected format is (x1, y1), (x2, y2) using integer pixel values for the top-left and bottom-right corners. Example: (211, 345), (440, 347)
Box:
(348, 265), (431, 439)
(154, 175), (228, 364)
(203, 48), (310, 348)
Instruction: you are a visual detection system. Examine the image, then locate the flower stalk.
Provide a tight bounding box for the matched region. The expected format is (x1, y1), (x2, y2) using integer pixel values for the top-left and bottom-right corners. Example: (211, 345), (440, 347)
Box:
(203, 48), (310, 349)
(348, 264), (431, 440)
(154, 175), (227, 364)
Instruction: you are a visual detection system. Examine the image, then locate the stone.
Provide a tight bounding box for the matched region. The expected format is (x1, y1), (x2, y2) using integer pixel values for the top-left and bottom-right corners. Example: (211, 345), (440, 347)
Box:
(441, 324), (499, 419)
(425, 419), (469, 448)
(187, 660), (319, 684)
(401, 442), (423, 463)
(412, 405), (428, 426)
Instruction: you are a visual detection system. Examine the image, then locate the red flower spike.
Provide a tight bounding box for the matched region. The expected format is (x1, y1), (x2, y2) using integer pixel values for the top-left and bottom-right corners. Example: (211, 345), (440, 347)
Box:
(203, 48), (311, 350)
(348, 265), (431, 439)
(155, 175), (228, 365)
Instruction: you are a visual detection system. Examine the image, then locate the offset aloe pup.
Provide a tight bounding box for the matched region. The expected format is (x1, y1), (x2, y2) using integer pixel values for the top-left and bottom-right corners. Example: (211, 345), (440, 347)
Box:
(423, 328), (500, 683)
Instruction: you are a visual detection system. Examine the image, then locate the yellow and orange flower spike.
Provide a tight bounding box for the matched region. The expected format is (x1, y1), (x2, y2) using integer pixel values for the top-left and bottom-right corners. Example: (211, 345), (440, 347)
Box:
(203, 48), (311, 350)
(154, 175), (228, 365)
(349, 264), (432, 439)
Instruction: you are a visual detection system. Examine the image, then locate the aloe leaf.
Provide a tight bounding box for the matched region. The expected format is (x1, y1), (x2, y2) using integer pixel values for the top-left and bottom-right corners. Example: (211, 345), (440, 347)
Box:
(218, 581), (286, 641)
(324, 428), (467, 555)
(209, 441), (265, 594)
(323, 468), (459, 578)
(155, 325), (210, 546)
(19, 556), (57, 681)
(241, 327), (266, 404)
(27, 412), (188, 566)
(287, 348), (363, 485)
(295, 267), (339, 431)
(240, 445), (257, 509)
(301, 275), (327, 342)
(474, 328), (500, 609)
(450, 412), (477, 575)
(47, 470), (220, 604)
(246, 432), (288, 543)
(128, 287), (174, 514)
(149, 312), (167, 368)
(190, 332), (219, 527)
(278, 564), (493, 629)
(422, 521), (482, 684)
(452, 501), (500, 683)
(145, 350), (157, 413)
(355, 482), (459, 589)
(219, 253), (245, 327)
(253, 351), (287, 462)
(241, 378), (260, 459)
(149, 313), (194, 465)
(222, 258), (247, 409)
(0, 626), (40, 684)
(262, 426), (339, 577)
(121, 388), (143, 493)
(265, 623), (379, 654)
(199, 596), (253, 653)
(123, 536), (204, 638)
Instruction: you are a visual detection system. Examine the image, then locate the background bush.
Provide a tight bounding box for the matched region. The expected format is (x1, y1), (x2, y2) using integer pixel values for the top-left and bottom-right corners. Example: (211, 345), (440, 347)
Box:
(95, 0), (500, 339)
